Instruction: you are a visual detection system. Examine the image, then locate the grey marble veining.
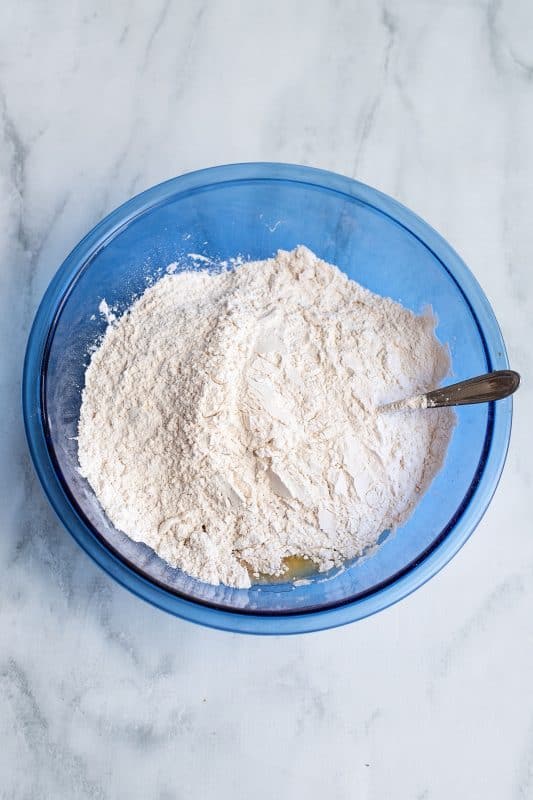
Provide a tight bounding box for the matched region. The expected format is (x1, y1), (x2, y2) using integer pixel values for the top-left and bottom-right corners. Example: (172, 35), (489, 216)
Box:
(1, 1), (532, 798)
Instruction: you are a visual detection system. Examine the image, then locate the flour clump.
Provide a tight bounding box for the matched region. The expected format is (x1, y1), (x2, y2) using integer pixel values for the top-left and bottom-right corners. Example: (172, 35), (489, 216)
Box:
(78, 247), (455, 588)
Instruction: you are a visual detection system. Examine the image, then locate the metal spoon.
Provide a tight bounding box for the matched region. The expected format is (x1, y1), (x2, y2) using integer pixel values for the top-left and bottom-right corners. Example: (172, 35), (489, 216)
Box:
(380, 370), (520, 411)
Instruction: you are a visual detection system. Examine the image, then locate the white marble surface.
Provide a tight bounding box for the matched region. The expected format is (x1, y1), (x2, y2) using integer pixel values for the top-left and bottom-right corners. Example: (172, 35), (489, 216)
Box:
(1, 1), (532, 797)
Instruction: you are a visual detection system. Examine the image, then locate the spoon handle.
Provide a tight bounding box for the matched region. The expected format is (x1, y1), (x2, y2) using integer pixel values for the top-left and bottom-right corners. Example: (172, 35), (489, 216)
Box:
(425, 370), (520, 408)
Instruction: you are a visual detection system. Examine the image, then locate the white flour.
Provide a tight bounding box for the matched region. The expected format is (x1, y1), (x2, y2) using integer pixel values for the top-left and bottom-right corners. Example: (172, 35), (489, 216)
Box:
(78, 246), (455, 588)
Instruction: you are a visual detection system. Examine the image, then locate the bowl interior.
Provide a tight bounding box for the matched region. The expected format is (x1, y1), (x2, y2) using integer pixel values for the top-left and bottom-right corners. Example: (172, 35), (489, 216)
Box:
(43, 175), (492, 614)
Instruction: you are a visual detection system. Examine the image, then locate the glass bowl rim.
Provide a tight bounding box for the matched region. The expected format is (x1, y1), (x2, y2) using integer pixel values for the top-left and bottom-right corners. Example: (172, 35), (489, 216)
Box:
(22, 162), (512, 635)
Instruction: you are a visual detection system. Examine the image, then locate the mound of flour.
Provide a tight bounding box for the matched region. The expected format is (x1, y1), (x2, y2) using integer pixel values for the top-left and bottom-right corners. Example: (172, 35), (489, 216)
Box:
(78, 246), (455, 588)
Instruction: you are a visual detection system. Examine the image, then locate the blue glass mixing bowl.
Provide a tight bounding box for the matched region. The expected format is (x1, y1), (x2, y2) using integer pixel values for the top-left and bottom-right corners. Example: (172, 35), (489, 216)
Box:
(23, 163), (512, 634)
